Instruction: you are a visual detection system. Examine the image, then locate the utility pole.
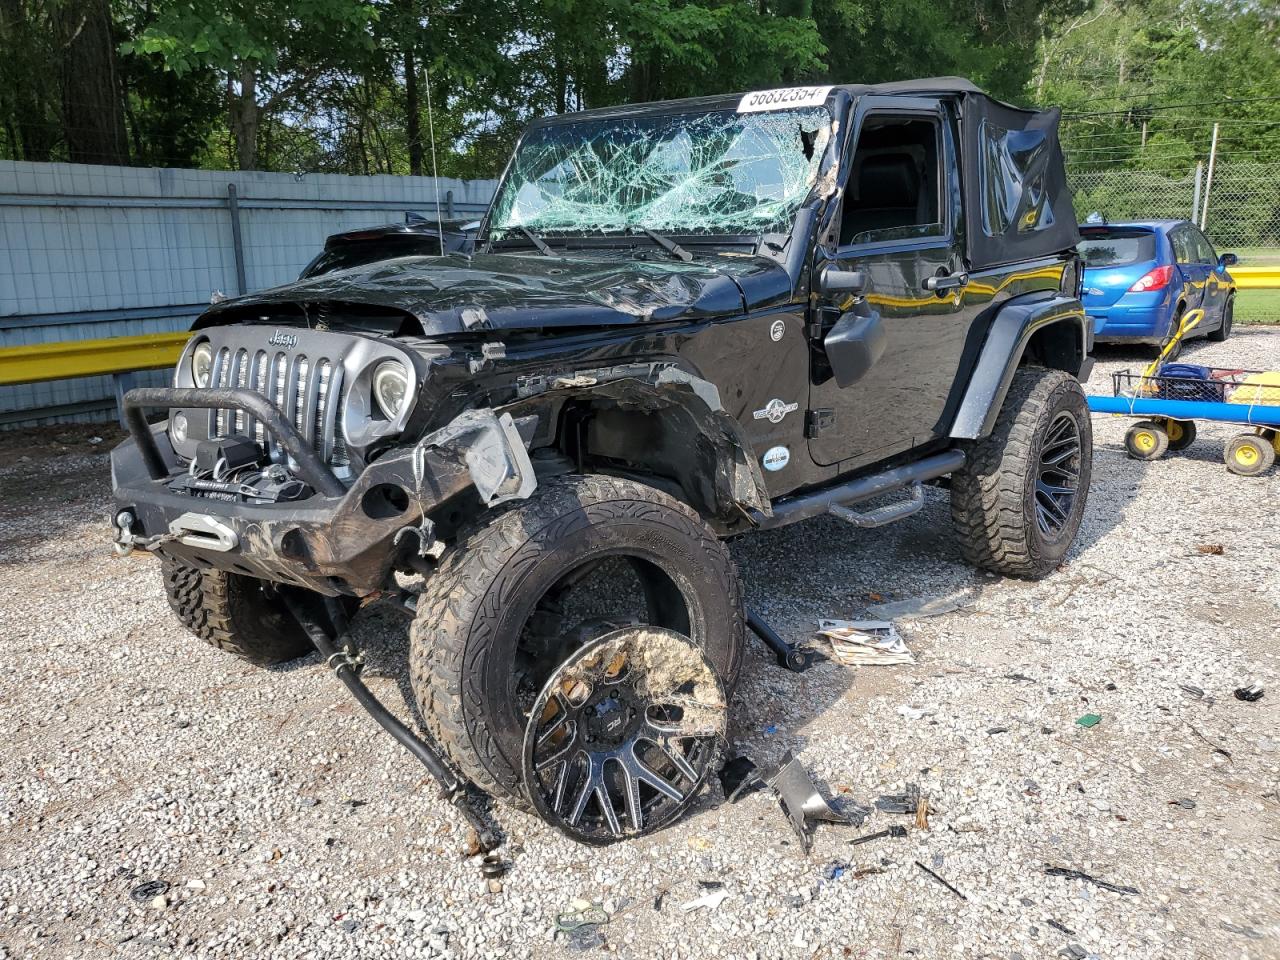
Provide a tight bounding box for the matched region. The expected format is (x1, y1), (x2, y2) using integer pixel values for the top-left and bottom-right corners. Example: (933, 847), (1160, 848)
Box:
(1191, 161), (1204, 222)
(1141, 120), (1148, 150)
(1200, 122), (1219, 230)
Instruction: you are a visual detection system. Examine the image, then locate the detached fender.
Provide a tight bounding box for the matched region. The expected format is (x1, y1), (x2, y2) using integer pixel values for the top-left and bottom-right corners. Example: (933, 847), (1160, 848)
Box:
(951, 292), (1091, 440)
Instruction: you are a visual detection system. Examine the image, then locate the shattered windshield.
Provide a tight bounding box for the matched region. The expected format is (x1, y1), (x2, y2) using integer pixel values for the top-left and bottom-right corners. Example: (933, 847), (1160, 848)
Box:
(487, 107), (834, 238)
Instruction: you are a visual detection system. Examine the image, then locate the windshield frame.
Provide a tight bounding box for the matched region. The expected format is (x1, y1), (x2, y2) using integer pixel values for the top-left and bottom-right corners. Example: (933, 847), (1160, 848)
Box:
(477, 95), (842, 250)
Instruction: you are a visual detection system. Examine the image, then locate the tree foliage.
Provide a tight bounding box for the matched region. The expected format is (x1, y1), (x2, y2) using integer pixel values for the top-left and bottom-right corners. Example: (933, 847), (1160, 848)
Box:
(0, 0), (1275, 176)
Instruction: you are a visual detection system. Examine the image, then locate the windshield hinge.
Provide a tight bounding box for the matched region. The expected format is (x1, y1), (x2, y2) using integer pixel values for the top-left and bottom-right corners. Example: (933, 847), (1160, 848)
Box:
(804, 408), (835, 438)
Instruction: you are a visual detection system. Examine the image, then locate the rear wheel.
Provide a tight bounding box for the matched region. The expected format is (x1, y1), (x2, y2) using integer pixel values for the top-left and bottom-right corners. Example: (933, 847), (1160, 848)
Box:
(1207, 295), (1234, 342)
(410, 475), (744, 800)
(1155, 306), (1186, 361)
(1125, 421), (1170, 461)
(1164, 418), (1196, 452)
(951, 367), (1092, 579)
(161, 559), (314, 665)
(1224, 434), (1275, 477)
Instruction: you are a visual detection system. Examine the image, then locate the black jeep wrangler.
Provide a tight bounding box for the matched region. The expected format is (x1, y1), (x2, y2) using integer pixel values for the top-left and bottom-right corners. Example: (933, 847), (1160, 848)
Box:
(111, 78), (1092, 843)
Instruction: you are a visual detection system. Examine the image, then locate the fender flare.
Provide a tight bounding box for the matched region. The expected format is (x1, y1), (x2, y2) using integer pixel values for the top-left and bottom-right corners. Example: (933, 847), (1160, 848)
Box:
(950, 291), (1091, 440)
(502, 363), (773, 521)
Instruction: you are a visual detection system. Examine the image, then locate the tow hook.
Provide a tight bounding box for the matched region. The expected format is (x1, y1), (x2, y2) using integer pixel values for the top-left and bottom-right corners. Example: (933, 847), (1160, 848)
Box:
(112, 510), (138, 557)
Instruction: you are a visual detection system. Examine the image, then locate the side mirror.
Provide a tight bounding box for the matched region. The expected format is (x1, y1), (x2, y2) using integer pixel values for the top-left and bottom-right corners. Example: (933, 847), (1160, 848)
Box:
(818, 265), (867, 298)
(1219, 252), (1238, 268)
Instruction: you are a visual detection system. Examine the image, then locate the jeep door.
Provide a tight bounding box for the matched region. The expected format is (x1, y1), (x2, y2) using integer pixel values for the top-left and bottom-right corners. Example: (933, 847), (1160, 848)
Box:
(807, 96), (973, 468)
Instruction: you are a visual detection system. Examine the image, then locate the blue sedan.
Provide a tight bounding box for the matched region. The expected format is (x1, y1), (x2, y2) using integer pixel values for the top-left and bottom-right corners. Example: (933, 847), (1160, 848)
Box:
(1079, 219), (1237, 358)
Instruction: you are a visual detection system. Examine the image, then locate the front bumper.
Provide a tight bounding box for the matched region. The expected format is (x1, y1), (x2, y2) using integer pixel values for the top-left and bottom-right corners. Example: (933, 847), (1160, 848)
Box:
(112, 388), (536, 595)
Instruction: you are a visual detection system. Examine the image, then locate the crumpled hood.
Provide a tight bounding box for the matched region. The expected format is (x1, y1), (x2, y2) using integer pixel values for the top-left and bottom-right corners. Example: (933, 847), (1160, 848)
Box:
(201, 251), (794, 336)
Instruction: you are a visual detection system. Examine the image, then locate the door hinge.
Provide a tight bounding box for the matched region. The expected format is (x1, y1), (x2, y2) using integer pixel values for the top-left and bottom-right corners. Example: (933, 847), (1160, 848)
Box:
(805, 408), (835, 438)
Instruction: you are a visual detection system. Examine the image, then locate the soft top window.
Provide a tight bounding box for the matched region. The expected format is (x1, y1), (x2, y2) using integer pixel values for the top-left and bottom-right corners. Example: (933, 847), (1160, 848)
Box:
(1078, 228), (1156, 267)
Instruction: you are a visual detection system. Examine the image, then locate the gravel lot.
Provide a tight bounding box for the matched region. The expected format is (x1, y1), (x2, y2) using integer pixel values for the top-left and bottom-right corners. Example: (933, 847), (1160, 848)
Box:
(2, 328), (1278, 960)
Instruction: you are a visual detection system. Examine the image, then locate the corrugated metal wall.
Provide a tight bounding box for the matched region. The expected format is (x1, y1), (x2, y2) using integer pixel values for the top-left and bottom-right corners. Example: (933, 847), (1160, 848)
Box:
(0, 161), (497, 427)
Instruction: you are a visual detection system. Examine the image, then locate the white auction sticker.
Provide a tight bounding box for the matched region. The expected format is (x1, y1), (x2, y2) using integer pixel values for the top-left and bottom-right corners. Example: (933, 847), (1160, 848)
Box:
(737, 86), (832, 114)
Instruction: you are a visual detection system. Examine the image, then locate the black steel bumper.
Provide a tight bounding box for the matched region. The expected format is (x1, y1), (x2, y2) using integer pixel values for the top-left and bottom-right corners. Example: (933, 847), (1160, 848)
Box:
(112, 388), (536, 595)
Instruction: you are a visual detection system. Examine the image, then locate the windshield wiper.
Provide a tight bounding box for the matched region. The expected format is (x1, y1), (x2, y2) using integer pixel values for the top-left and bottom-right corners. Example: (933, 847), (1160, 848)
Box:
(517, 227), (554, 257)
(641, 228), (693, 263)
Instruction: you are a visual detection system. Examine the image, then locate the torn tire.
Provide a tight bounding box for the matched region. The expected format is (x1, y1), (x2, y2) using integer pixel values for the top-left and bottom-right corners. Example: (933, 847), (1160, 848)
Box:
(410, 474), (745, 800)
(950, 367), (1092, 579)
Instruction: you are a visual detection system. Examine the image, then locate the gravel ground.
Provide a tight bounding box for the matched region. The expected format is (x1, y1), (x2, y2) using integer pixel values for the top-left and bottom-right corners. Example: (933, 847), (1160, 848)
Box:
(2, 329), (1278, 960)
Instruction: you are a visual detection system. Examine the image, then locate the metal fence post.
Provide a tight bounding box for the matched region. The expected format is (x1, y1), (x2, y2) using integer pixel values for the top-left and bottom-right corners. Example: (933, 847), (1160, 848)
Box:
(1190, 162), (1203, 223)
(227, 183), (247, 295)
(446, 189), (455, 219)
(1200, 123), (1219, 230)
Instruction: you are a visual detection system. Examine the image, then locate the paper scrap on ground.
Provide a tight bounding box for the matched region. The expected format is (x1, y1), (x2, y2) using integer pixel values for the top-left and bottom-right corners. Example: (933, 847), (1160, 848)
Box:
(816, 620), (915, 666)
(866, 595), (967, 620)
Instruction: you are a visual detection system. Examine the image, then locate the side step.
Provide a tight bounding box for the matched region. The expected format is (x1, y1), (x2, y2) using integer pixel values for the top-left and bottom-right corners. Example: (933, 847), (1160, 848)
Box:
(754, 449), (965, 532)
(829, 482), (924, 528)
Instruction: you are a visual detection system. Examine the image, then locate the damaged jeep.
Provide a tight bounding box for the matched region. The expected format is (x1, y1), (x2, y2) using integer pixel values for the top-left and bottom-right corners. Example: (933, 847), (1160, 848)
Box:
(111, 78), (1092, 845)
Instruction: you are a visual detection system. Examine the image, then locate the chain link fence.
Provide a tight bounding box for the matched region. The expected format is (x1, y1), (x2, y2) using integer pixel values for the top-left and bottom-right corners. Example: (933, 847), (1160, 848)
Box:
(1069, 163), (1280, 324)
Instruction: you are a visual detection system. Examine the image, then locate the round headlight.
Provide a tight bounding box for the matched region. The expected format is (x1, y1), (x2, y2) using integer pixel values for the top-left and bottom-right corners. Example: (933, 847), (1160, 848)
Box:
(191, 341), (213, 387)
(372, 361), (409, 419)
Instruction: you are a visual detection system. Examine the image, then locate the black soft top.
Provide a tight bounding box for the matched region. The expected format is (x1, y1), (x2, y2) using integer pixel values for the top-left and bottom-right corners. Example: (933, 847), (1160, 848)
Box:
(528, 77), (1078, 270)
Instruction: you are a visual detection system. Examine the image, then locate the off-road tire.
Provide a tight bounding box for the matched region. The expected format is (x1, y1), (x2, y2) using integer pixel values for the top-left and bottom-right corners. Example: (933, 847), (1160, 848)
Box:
(161, 559), (313, 665)
(951, 367), (1092, 579)
(410, 474), (745, 799)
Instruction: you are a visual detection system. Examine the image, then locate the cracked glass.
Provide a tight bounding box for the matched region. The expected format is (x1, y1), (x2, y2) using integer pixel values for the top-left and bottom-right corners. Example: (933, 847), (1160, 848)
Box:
(488, 107), (834, 238)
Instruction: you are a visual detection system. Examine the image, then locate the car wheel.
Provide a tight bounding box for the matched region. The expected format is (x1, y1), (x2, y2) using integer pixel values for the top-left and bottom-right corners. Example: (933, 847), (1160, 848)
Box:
(951, 367), (1092, 580)
(1124, 421), (1170, 460)
(1207, 295), (1234, 342)
(1164, 418), (1197, 452)
(161, 559), (317, 665)
(410, 474), (744, 800)
(1224, 434), (1275, 477)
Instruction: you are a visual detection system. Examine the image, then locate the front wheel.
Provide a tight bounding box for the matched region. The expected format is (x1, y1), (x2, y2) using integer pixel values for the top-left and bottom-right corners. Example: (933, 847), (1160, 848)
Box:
(1126, 421), (1170, 460)
(410, 475), (744, 800)
(951, 367), (1092, 579)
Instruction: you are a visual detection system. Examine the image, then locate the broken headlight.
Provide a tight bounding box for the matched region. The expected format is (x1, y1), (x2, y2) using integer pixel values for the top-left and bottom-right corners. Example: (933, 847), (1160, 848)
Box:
(372, 360), (409, 419)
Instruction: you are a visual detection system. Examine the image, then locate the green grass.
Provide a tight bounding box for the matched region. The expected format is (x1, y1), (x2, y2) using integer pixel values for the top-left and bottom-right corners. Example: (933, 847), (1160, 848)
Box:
(1231, 247), (1280, 267)
(1235, 288), (1280, 325)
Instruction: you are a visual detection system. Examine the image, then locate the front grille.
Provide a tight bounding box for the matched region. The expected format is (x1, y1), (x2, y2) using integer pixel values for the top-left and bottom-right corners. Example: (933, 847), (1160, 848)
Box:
(210, 345), (346, 470)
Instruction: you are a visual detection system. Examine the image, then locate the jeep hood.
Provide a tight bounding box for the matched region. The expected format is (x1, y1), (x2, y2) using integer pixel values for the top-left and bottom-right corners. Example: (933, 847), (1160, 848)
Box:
(198, 252), (794, 336)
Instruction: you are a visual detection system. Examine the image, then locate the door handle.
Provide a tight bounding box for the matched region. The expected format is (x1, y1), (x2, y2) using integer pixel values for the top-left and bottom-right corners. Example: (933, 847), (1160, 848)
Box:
(923, 272), (969, 292)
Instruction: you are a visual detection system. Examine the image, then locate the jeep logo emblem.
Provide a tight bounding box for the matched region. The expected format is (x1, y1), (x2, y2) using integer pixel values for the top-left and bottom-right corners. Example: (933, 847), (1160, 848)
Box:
(753, 398), (799, 424)
(268, 329), (298, 349)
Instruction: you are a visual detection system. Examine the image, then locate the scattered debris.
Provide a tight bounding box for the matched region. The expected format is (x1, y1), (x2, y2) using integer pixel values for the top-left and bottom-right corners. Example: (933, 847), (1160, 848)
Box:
(184, 879), (206, 892)
(1024, 779), (1042, 796)
(1046, 918), (1076, 936)
(769, 751), (860, 853)
(1196, 543), (1225, 555)
(987, 726), (1010, 735)
(866, 594), (968, 620)
(1058, 944), (1088, 959)
(1075, 714), (1102, 729)
(680, 889), (730, 912)
(718, 756), (766, 803)
(1004, 673), (1035, 682)
(556, 904), (609, 932)
(1179, 683), (1206, 700)
(816, 620), (914, 666)
(1234, 683), (1264, 703)
(915, 792), (930, 831)
(913, 860), (967, 900)
(822, 861), (847, 881)
(479, 854), (507, 879)
(129, 880), (169, 903)
(848, 825), (908, 846)
(1219, 919), (1264, 940)
(1169, 798), (1196, 810)
(897, 704), (937, 721)
(875, 783), (921, 815)
(1045, 866), (1140, 896)
(461, 828), (483, 857)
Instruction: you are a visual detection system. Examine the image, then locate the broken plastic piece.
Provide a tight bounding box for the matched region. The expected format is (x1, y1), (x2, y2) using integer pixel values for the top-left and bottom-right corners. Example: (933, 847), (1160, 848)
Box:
(913, 860), (967, 900)
(768, 751), (858, 854)
(718, 756), (766, 804)
(680, 889), (730, 912)
(1075, 713), (1101, 728)
(847, 825), (907, 846)
(875, 783), (921, 815)
(1234, 683), (1264, 702)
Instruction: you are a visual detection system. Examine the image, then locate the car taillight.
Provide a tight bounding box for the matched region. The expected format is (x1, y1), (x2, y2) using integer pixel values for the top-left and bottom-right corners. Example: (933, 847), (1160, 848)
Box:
(1129, 264), (1174, 293)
